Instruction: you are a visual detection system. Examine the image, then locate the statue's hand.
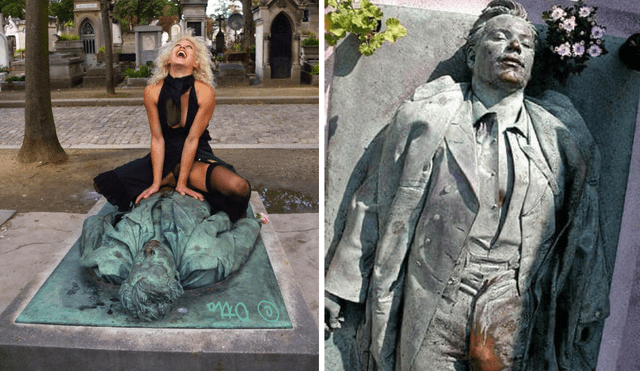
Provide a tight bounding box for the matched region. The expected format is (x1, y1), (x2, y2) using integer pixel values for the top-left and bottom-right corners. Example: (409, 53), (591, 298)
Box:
(325, 292), (344, 330)
(135, 184), (160, 205)
(175, 184), (204, 202)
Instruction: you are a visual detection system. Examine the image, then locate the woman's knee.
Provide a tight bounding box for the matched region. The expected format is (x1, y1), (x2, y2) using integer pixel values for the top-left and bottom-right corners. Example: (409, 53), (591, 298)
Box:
(231, 177), (251, 200)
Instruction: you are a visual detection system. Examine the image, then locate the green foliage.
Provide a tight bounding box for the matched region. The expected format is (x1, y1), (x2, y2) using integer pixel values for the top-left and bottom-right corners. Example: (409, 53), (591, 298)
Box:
(58, 33), (80, 41)
(0, 0), (25, 18)
(233, 43), (243, 52)
(64, 20), (75, 28)
(124, 64), (153, 78)
(6, 75), (25, 82)
(113, 0), (167, 29)
(14, 48), (25, 58)
(301, 33), (319, 46)
(98, 46), (107, 53)
(248, 45), (256, 53)
(325, 0), (406, 56)
(157, 2), (181, 33)
(0, 66), (11, 73)
(49, 0), (75, 25)
(310, 64), (319, 75)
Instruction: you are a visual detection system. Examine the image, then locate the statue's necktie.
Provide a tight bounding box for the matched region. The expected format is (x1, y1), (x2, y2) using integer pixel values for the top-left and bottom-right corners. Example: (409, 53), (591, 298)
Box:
(474, 112), (501, 244)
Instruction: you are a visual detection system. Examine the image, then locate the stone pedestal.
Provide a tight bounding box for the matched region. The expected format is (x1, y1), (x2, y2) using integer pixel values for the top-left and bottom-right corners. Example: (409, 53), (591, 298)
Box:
(10, 59), (24, 74)
(82, 64), (123, 88)
(49, 53), (85, 89)
(54, 40), (86, 63)
(0, 33), (9, 68)
(124, 77), (149, 88)
(134, 25), (163, 67)
(216, 62), (250, 86)
(301, 62), (318, 85)
(301, 45), (319, 66)
(0, 193), (318, 370)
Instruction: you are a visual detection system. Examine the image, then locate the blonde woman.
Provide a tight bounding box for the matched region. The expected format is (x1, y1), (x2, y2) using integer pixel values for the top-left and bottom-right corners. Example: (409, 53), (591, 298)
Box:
(94, 35), (251, 222)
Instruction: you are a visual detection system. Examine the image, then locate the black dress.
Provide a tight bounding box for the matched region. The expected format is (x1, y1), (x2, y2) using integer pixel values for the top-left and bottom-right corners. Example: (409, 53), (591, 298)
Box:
(94, 75), (243, 220)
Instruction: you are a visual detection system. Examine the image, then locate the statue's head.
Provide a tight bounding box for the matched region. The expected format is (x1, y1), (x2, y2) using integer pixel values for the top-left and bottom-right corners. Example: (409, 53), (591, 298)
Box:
(464, 0), (538, 92)
(119, 240), (184, 321)
(149, 33), (214, 87)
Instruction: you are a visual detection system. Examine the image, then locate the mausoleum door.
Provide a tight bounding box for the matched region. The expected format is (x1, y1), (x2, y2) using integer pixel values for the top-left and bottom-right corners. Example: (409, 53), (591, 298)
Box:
(270, 13), (291, 79)
(81, 20), (96, 69)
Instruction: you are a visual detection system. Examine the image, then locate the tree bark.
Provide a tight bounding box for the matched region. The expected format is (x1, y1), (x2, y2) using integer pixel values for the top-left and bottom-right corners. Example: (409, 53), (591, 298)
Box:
(242, 0), (254, 50)
(101, 0), (115, 94)
(18, 0), (67, 164)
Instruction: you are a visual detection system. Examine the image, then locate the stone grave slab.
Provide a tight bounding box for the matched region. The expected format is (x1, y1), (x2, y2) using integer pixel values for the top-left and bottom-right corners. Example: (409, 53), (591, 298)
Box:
(0, 193), (318, 370)
(0, 209), (15, 226)
(15, 203), (291, 329)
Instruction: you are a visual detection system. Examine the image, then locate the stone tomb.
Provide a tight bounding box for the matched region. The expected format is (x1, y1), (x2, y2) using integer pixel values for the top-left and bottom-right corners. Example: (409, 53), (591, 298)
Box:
(134, 25), (163, 67)
(216, 62), (250, 87)
(0, 32), (9, 68)
(0, 193), (318, 370)
(83, 64), (124, 88)
(49, 53), (85, 89)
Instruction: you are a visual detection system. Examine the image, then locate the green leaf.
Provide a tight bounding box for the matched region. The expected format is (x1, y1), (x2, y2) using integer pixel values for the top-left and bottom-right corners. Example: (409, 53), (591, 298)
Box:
(325, 32), (340, 46)
(369, 32), (386, 49)
(384, 18), (407, 42)
(326, 0), (337, 8)
(359, 0), (383, 20)
(358, 42), (376, 56)
(329, 12), (352, 34)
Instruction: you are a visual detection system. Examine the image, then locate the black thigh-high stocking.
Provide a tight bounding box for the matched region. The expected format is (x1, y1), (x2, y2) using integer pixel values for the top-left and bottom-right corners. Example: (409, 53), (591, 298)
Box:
(205, 163), (251, 222)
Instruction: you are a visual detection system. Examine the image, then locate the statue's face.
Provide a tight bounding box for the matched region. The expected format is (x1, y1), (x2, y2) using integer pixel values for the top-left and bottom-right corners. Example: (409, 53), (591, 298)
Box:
(470, 15), (535, 92)
(126, 240), (178, 287)
(168, 39), (198, 71)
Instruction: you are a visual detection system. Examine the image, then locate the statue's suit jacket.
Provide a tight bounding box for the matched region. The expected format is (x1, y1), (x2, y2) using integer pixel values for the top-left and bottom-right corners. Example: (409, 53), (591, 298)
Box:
(325, 76), (610, 370)
(79, 191), (261, 289)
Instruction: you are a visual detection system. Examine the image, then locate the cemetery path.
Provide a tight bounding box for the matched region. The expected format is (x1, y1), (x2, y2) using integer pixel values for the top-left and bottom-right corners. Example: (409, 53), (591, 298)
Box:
(0, 85), (319, 101)
(0, 104), (319, 147)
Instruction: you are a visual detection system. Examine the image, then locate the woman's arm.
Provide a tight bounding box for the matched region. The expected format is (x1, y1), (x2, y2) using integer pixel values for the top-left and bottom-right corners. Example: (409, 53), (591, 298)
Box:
(175, 81), (216, 200)
(135, 83), (164, 205)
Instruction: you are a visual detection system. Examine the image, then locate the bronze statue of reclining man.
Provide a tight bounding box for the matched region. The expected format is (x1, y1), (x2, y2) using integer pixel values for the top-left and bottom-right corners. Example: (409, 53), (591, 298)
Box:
(79, 189), (263, 321)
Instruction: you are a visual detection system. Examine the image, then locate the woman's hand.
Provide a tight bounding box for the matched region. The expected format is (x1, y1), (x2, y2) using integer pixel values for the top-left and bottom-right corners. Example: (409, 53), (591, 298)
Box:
(135, 184), (160, 205)
(176, 184), (204, 202)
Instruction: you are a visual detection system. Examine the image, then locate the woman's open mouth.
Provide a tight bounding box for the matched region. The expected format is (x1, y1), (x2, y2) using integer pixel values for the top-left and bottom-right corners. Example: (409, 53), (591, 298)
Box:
(177, 50), (187, 58)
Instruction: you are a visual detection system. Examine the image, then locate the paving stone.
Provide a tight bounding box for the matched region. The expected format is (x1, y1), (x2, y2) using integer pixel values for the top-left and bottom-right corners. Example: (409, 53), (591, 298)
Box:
(0, 104), (319, 148)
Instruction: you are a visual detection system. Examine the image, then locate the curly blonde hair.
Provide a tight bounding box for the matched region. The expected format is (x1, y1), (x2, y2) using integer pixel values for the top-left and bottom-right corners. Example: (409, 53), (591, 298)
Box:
(148, 34), (214, 88)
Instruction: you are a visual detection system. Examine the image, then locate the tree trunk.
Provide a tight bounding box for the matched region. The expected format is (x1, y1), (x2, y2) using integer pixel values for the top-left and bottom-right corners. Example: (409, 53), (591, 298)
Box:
(242, 0), (254, 50)
(101, 0), (115, 95)
(18, 0), (67, 164)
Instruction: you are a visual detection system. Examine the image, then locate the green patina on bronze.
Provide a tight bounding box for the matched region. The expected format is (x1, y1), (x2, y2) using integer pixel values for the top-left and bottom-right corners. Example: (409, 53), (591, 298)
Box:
(16, 199), (291, 329)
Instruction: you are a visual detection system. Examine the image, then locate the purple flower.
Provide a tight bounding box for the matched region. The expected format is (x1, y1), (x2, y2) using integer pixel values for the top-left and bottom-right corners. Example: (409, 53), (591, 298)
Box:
(591, 26), (605, 39)
(551, 6), (566, 20)
(563, 16), (577, 33)
(177, 307), (188, 314)
(579, 6), (592, 17)
(572, 43), (585, 56)
(555, 42), (572, 57)
(588, 44), (602, 57)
